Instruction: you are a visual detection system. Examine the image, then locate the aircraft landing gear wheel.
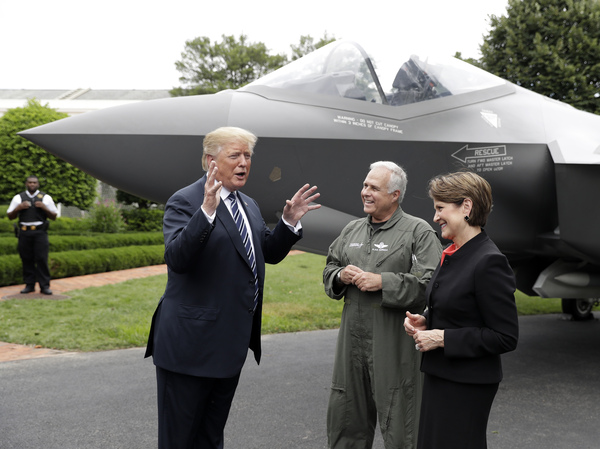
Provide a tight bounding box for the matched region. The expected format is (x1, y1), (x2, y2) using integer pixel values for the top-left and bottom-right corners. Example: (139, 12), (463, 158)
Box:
(561, 298), (595, 321)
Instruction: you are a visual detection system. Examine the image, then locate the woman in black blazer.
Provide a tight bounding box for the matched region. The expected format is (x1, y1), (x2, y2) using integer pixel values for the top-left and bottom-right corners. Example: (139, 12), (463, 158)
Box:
(404, 171), (519, 449)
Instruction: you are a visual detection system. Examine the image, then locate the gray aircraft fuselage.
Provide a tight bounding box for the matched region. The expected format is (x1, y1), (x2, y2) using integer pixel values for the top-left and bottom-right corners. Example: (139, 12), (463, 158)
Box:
(19, 41), (600, 310)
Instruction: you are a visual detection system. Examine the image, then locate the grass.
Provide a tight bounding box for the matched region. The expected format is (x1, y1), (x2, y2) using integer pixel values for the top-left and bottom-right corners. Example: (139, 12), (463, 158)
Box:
(0, 276), (164, 351)
(0, 252), (590, 352)
(261, 253), (343, 333)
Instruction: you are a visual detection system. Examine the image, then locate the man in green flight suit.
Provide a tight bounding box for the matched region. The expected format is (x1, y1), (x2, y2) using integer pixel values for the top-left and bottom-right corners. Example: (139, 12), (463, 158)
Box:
(323, 161), (442, 449)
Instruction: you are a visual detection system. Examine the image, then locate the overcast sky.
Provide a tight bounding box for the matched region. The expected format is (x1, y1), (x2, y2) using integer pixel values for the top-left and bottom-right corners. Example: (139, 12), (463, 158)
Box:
(0, 0), (509, 90)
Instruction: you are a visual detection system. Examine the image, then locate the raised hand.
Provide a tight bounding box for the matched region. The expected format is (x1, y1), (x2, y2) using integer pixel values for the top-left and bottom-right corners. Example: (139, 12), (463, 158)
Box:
(202, 161), (223, 216)
(282, 184), (321, 226)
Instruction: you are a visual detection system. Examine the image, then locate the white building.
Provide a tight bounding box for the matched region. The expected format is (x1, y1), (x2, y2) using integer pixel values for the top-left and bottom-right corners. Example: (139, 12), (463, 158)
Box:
(0, 88), (170, 117)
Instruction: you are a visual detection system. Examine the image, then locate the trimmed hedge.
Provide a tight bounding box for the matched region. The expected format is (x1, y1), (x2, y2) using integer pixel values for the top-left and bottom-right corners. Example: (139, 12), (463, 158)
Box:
(0, 237), (17, 255)
(0, 254), (23, 286)
(0, 214), (166, 286)
(45, 217), (92, 234)
(0, 216), (92, 235)
(0, 218), (14, 234)
(49, 232), (163, 252)
(0, 232), (163, 256)
(0, 210), (164, 234)
(0, 245), (165, 286)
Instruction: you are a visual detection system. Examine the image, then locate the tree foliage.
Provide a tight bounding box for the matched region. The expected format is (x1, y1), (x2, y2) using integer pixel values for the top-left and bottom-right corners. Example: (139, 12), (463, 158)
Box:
(479, 0), (600, 114)
(116, 189), (156, 209)
(0, 99), (97, 209)
(291, 33), (337, 60)
(170, 33), (337, 96)
(453, 52), (481, 67)
(170, 34), (288, 96)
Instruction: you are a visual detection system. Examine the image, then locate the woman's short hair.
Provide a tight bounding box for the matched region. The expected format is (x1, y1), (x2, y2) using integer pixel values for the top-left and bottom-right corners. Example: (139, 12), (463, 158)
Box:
(369, 161), (408, 203)
(428, 171), (493, 227)
(201, 127), (258, 171)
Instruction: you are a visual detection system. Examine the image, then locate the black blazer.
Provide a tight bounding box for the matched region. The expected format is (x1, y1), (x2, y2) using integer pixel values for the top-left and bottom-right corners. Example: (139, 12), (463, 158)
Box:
(421, 231), (518, 384)
(145, 175), (301, 378)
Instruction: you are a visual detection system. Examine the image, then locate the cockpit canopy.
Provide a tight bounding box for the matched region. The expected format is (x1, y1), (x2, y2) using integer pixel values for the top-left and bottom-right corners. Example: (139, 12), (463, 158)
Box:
(244, 40), (506, 106)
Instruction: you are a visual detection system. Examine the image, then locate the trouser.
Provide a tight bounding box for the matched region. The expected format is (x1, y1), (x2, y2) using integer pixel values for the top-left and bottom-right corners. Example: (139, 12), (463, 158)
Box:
(327, 298), (422, 449)
(156, 366), (241, 449)
(18, 229), (50, 288)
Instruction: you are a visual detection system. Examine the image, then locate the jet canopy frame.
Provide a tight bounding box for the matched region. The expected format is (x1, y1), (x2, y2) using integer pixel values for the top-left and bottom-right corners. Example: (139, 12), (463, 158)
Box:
(245, 40), (506, 107)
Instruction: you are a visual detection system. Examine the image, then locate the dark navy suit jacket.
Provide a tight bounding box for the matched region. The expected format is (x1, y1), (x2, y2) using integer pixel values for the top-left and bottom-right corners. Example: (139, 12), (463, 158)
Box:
(145, 175), (301, 378)
(421, 231), (519, 384)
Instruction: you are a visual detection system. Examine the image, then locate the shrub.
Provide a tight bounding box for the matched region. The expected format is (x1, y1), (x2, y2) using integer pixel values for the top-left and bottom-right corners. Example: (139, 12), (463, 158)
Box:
(0, 254), (22, 285)
(0, 245), (165, 286)
(0, 232), (163, 256)
(122, 208), (164, 232)
(88, 200), (126, 233)
(49, 217), (92, 234)
(0, 216), (93, 237)
(0, 237), (17, 255)
(49, 233), (164, 252)
(49, 245), (165, 279)
(0, 217), (15, 234)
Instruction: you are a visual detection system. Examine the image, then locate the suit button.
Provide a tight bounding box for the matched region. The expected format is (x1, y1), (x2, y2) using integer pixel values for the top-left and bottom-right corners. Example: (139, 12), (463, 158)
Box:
(248, 308), (254, 314)
(434, 282), (439, 288)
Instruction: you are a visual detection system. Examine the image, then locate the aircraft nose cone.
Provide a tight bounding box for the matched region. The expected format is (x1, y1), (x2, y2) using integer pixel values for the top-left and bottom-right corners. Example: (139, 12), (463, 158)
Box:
(19, 93), (235, 203)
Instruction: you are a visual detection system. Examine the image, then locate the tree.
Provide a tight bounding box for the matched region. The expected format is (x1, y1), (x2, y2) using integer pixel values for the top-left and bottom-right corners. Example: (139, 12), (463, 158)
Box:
(116, 189), (156, 209)
(291, 33), (337, 60)
(170, 34), (288, 96)
(453, 52), (481, 67)
(171, 33), (337, 96)
(479, 0), (600, 114)
(0, 99), (97, 209)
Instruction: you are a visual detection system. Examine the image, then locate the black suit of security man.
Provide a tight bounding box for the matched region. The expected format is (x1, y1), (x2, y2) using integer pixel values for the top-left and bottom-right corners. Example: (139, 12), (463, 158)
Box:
(7, 176), (58, 295)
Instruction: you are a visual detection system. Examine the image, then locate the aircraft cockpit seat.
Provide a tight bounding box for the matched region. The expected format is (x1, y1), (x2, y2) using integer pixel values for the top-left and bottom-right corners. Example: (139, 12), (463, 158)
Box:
(388, 59), (440, 106)
(389, 62), (424, 106)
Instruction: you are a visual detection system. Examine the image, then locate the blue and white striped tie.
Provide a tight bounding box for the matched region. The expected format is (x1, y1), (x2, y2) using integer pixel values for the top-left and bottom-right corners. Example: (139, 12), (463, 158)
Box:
(228, 192), (259, 311)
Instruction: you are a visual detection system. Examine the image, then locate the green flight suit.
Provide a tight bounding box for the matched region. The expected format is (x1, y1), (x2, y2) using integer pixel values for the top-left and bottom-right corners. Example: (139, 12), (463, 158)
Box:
(323, 207), (442, 449)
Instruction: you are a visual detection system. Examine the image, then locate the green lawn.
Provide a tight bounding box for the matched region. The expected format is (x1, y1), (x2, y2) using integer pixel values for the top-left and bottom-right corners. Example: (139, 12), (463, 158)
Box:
(0, 253), (583, 352)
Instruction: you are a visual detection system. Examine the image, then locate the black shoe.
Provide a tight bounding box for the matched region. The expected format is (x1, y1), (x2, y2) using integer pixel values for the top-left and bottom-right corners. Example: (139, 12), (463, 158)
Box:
(40, 288), (53, 295)
(20, 285), (35, 294)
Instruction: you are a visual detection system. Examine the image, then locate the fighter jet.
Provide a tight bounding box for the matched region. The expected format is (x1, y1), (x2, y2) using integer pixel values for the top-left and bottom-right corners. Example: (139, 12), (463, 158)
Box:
(19, 40), (600, 319)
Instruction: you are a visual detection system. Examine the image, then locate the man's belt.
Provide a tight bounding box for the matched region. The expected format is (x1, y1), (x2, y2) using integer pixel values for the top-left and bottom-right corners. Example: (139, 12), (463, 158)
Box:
(20, 225), (41, 231)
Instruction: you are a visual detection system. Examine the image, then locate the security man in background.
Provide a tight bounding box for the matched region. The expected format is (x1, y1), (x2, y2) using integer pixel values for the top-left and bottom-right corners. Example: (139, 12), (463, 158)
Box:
(7, 175), (58, 295)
